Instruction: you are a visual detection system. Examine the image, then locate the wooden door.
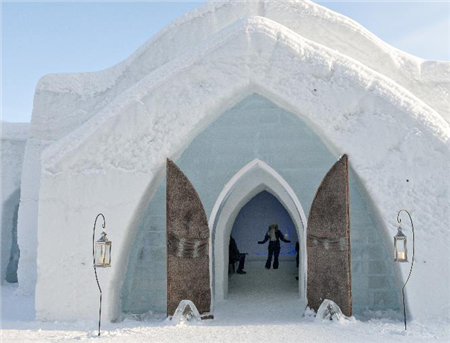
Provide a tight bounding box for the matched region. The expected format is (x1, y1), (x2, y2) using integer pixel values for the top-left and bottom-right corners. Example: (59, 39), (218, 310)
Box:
(166, 159), (211, 317)
(307, 154), (352, 316)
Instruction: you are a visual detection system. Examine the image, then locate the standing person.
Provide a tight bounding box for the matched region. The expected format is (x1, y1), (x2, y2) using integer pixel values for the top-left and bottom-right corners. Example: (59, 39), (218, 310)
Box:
(258, 223), (291, 269)
(229, 236), (247, 274)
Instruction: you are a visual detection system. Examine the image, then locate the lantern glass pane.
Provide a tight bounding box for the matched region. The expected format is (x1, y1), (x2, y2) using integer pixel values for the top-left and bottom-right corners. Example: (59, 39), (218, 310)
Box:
(394, 237), (408, 262)
(104, 243), (111, 266)
(95, 243), (104, 265)
(398, 240), (406, 252)
(398, 240), (406, 259)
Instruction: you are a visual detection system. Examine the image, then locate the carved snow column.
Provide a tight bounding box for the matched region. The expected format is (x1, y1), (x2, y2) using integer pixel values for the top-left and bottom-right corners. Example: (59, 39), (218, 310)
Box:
(166, 159), (211, 317)
(307, 154), (352, 316)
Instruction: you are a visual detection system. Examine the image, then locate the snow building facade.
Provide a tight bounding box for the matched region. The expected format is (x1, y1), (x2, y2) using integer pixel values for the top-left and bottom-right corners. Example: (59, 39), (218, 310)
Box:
(12, 0), (450, 323)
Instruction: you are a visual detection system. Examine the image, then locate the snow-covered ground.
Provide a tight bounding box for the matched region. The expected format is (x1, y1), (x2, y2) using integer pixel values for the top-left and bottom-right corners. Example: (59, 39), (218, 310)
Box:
(2, 261), (449, 342)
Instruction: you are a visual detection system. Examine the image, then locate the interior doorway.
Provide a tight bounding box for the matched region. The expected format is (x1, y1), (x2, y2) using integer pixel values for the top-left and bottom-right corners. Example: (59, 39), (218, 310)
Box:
(228, 190), (299, 297)
(210, 159), (308, 311)
(223, 190), (300, 322)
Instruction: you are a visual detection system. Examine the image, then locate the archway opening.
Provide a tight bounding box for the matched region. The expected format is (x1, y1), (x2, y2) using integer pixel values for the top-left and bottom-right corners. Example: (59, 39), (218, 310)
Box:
(228, 190), (299, 300)
(210, 159), (308, 322)
(118, 94), (402, 320)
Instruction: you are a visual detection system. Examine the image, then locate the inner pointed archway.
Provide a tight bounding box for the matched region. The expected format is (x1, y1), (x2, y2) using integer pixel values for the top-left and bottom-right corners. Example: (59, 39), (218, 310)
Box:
(228, 190), (299, 301)
(210, 159), (308, 313)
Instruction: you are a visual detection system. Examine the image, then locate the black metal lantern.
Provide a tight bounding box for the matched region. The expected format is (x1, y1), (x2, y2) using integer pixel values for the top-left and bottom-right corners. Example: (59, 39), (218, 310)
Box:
(394, 226), (408, 262)
(394, 209), (415, 331)
(92, 213), (112, 336)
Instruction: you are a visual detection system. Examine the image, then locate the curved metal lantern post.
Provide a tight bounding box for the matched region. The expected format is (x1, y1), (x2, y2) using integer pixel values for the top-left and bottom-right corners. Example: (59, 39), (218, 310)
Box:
(394, 209), (415, 330)
(92, 213), (112, 336)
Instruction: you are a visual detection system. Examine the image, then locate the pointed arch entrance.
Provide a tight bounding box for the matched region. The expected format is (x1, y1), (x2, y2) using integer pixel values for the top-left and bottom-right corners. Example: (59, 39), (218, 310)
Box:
(209, 159), (308, 311)
(165, 156), (353, 317)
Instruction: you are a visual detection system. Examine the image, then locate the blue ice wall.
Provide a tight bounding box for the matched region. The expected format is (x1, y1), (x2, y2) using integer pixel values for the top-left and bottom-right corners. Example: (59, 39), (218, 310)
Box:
(231, 191), (298, 260)
(121, 94), (400, 316)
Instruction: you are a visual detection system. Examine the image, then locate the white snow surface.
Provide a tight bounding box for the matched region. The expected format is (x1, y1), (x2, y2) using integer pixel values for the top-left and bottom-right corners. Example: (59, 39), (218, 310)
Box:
(2, 263), (449, 342)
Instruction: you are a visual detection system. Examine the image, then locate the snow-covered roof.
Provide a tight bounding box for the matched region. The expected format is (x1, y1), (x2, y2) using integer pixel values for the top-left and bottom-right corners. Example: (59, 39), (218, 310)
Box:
(34, 0), (449, 135)
(41, 16), (449, 173)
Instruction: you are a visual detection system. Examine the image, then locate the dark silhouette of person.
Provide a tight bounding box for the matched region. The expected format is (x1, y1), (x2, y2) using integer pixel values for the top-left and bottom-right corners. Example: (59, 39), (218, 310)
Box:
(258, 223), (291, 269)
(229, 236), (246, 274)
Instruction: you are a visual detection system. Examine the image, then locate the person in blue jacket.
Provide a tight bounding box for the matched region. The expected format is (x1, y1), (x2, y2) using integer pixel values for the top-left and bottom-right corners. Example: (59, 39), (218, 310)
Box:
(258, 223), (291, 269)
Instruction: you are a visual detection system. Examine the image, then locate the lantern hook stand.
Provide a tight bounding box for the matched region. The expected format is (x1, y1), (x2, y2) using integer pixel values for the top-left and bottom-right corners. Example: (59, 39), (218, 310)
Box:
(396, 209), (415, 331)
(93, 213), (106, 337)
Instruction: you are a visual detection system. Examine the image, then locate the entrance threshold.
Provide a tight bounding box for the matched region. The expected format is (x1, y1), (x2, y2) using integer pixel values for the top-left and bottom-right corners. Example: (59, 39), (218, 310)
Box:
(213, 260), (303, 325)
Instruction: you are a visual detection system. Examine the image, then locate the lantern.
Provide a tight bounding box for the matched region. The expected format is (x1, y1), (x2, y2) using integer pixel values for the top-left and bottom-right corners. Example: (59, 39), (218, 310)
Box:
(92, 213), (111, 336)
(395, 209), (415, 331)
(394, 226), (408, 262)
(94, 231), (112, 267)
